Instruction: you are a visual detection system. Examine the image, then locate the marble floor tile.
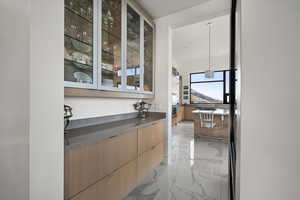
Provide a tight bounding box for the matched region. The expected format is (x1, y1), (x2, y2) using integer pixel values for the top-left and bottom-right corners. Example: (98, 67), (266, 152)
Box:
(124, 122), (229, 200)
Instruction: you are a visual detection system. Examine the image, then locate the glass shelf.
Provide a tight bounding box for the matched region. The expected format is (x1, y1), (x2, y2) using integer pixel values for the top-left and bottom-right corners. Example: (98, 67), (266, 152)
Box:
(65, 0), (93, 22)
(64, 59), (93, 84)
(64, 35), (93, 66)
(64, 34), (92, 47)
(65, 8), (93, 45)
(64, 58), (93, 70)
(102, 28), (121, 40)
(65, 6), (93, 24)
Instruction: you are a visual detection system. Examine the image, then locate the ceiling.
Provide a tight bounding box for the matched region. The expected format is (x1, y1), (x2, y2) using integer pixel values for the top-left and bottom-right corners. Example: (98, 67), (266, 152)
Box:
(135, 0), (210, 19)
(172, 14), (230, 72)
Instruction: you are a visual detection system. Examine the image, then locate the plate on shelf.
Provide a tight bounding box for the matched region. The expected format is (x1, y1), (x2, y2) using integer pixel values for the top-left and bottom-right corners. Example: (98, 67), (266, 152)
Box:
(71, 38), (92, 54)
(102, 79), (114, 87)
(73, 72), (92, 84)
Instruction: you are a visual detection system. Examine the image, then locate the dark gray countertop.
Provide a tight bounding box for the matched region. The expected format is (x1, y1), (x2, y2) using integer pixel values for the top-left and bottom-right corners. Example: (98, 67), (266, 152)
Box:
(65, 112), (166, 151)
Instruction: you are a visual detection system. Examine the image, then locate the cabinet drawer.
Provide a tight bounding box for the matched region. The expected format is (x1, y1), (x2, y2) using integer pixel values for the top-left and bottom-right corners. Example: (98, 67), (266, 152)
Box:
(119, 130), (138, 167)
(103, 135), (121, 175)
(138, 121), (165, 155)
(70, 159), (137, 200)
(103, 130), (138, 177)
(70, 177), (106, 200)
(65, 141), (105, 199)
(152, 142), (165, 168)
(119, 159), (138, 198)
(65, 130), (138, 199)
(138, 142), (165, 183)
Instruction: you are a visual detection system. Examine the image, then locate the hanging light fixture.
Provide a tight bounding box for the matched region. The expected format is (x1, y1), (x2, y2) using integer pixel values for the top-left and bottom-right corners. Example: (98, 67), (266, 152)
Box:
(205, 22), (214, 78)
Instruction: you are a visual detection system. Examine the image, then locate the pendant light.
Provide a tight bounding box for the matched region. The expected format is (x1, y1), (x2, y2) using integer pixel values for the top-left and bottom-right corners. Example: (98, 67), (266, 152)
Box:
(205, 22), (214, 78)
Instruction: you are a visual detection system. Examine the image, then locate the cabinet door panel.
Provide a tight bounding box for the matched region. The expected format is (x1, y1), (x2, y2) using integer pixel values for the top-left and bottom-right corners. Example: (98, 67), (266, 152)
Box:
(103, 136), (121, 175)
(119, 130), (138, 166)
(144, 21), (154, 92)
(153, 121), (165, 146)
(126, 5), (141, 90)
(101, 0), (122, 88)
(64, 0), (95, 86)
(138, 142), (164, 184)
(65, 141), (105, 199)
(105, 171), (122, 200)
(137, 149), (152, 183)
(152, 143), (164, 168)
(138, 124), (156, 155)
(70, 159), (138, 200)
(70, 184), (98, 200)
(138, 121), (165, 155)
(120, 160), (137, 198)
(70, 176), (107, 200)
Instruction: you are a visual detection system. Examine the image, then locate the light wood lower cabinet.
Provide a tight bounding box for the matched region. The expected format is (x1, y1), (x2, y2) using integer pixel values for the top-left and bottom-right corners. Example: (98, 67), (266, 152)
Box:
(70, 159), (137, 200)
(138, 121), (165, 155)
(65, 121), (165, 200)
(103, 130), (137, 175)
(184, 106), (196, 121)
(177, 106), (184, 123)
(70, 178), (105, 200)
(119, 130), (138, 167)
(119, 159), (137, 198)
(65, 141), (105, 199)
(103, 135), (121, 176)
(138, 142), (164, 183)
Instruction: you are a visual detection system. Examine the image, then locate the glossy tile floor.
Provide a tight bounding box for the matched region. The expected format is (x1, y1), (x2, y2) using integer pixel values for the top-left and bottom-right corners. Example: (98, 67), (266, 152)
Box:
(124, 121), (229, 200)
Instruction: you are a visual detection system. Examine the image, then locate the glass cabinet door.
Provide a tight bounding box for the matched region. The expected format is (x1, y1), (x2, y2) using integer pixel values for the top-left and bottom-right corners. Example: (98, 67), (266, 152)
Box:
(101, 0), (122, 88)
(126, 5), (141, 90)
(64, 0), (155, 94)
(64, 0), (95, 86)
(144, 21), (154, 92)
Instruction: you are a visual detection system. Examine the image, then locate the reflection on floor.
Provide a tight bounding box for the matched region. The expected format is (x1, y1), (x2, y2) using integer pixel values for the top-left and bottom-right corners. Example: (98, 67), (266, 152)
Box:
(124, 121), (229, 200)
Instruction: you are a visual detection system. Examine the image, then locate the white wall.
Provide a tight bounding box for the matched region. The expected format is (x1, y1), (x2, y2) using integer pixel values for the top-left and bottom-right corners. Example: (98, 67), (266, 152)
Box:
(0, 1), (30, 200)
(1, 1), (64, 200)
(29, 1), (64, 200)
(172, 14), (230, 86)
(240, 0), (300, 199)
(64, 98), (137, 119)
(177, 56), (228, 86)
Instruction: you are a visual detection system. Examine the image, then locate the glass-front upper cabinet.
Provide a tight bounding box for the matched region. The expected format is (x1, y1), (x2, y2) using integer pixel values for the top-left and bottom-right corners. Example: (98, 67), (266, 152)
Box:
(126, 5), (141, 90)
(101, 0), (122, 88)
(144, 20), (154, 92)
(64, 0), (155, 95)
(64, 0), (96, 88)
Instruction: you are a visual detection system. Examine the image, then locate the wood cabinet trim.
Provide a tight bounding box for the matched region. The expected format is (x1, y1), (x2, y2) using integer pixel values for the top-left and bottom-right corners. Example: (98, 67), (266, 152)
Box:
(65, 87), (154, 99)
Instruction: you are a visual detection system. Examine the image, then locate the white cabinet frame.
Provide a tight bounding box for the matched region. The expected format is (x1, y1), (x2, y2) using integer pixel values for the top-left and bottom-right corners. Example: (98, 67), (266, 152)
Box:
(64, 0), (155, 95)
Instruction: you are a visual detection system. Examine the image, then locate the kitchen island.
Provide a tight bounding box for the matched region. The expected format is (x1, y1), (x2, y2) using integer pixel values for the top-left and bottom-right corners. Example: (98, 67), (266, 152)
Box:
(192, 109), (229, 138)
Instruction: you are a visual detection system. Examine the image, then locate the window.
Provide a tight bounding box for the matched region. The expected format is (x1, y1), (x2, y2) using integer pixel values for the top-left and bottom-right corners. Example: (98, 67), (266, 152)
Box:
(190, 70), (231, 104)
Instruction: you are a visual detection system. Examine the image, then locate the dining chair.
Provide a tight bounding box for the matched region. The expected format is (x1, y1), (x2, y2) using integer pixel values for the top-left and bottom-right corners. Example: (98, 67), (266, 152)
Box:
(199, 111), (215, 128)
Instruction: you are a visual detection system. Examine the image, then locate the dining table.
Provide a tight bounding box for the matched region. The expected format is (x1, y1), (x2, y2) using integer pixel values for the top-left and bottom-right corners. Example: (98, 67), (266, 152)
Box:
(192, 109), (229, 128)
